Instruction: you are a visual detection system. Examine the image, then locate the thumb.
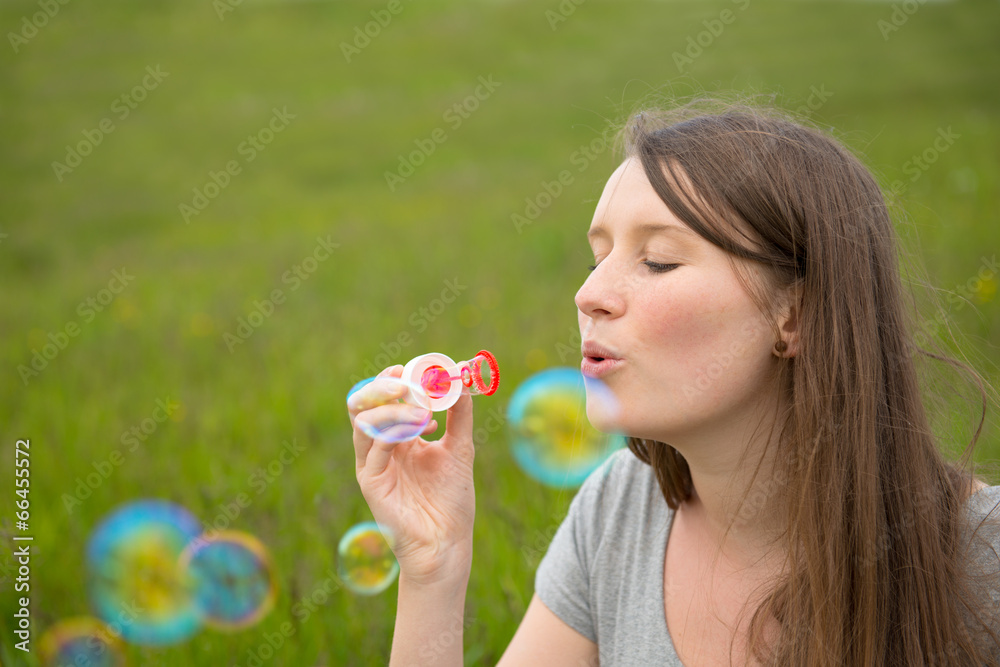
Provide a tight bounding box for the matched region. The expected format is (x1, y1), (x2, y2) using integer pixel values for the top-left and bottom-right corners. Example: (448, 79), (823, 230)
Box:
(443, 391), (474, 449)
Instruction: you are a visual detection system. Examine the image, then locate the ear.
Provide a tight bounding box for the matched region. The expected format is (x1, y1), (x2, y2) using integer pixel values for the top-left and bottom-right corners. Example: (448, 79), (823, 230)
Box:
(776, 281), (802, 358)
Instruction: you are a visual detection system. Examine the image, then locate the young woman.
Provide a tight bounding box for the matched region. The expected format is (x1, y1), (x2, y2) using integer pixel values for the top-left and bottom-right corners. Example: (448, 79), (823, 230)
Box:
(347, 102), (1000, 666)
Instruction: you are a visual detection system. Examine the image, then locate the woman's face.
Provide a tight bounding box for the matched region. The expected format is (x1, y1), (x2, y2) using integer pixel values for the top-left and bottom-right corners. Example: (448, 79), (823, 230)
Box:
(575, 157), (781, 442)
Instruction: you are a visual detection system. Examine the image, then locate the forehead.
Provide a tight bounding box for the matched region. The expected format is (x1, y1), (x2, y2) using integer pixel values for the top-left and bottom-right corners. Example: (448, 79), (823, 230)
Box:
(587, 158), (699, 248)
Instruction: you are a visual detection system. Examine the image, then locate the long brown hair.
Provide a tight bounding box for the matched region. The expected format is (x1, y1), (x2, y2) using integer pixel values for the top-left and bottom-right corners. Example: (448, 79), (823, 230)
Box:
(617, 98), (1000, 665)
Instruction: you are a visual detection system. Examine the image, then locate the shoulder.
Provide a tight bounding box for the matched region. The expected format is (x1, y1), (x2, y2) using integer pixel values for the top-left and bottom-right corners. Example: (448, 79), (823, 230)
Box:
(532, 448), (667, 646)
(960, 486), (1000, 620)
(534, 450), (669, 584)
(962, 484), (1000, 567)
(581, 446), (646, 490)
(570, 447), (669, 544)
(575, 448), (659, 511)
(965, 483), (1000, 520)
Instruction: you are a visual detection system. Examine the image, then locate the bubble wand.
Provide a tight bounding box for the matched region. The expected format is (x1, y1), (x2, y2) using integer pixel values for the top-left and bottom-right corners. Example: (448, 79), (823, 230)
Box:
(400, 349), (500, 411)
(348, 350), (500, 443)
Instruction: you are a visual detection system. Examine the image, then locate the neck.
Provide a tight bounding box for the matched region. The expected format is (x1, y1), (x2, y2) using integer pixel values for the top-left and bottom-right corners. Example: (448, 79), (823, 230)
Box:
(663, 395), (790, 568)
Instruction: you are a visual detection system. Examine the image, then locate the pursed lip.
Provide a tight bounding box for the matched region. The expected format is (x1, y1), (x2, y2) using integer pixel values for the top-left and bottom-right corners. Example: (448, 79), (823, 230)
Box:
(581, 340), (622, 362)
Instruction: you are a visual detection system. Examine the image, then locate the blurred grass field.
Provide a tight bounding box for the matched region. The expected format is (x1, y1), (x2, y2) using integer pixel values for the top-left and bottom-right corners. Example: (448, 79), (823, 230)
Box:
(1, 0), (999, 664)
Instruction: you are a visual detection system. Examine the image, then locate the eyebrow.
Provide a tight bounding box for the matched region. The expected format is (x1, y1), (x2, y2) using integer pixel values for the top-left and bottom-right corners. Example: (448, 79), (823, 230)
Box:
(586, 222), (695, 240)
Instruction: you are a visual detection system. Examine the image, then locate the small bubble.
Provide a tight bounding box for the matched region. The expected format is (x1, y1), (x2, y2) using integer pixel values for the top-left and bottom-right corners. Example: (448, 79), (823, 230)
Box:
(346, 377), (376, 400)
(39, 617), (125, 667)
(86, 500), (202, 645)
(506, 368), (625, 488)
(337, 522), (399, 595)
(347, 376), (431, 443)
(180, 531), (277, 630)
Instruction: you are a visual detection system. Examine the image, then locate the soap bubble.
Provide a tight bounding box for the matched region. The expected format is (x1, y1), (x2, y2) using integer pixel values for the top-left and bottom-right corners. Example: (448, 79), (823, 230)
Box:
(39, 617), (125, 667)
(86, 500), (202, 645)
(347, 376), (432, 443)
(346, 376), (375, 401)
(506, 368), (625, 488)
(337, 522), (400, 595)
(180, 531), (277, 630)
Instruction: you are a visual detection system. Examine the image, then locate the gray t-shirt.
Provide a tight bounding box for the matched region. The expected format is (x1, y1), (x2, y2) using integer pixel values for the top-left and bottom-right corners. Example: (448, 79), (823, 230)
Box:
(535, 448), (1000, 666)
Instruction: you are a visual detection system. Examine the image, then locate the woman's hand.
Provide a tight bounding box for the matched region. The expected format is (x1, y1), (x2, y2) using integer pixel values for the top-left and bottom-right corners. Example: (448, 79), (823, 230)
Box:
(347, 365), (476, 587)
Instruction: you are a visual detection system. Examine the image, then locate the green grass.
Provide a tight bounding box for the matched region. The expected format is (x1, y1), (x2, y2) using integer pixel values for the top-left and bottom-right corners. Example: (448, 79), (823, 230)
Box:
(1, 0), (999, 664)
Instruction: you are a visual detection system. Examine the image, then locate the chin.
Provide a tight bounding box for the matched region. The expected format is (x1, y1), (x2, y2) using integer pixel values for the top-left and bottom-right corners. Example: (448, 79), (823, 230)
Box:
(583, 378), (625, 433)
(585, 403), (624, 435)
(612, 423), (669, 444)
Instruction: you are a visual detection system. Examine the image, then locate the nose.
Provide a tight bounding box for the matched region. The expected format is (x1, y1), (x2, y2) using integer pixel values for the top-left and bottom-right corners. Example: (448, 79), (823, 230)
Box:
(574, 260), (624, 319)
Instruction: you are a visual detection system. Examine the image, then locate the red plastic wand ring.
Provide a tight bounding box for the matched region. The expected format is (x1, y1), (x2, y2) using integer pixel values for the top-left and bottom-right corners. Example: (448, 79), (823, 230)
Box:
(472, 349), (500, 396)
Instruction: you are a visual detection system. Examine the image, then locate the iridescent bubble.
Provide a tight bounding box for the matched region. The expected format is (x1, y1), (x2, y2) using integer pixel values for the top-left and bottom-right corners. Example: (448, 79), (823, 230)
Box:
(86, 499), (202, 645)
(337, 522), (400, 595)
(346, 377), (376, 401)
(506, 367), (625, 488)
(346, 376), (431, 443)
(39, 617), (125, 667)
(179, 531), (278, 630)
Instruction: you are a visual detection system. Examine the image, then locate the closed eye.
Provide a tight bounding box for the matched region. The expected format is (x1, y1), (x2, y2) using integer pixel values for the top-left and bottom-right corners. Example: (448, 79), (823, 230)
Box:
(644, 261), (679, 273)
(587, 261), (680, 273)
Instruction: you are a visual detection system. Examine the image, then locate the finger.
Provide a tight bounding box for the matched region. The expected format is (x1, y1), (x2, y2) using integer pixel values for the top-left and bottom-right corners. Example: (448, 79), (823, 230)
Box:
(420, 419), (439, 435)
(354, 403), (431, 473)
(442, 391), (474, 451)
(362, 409), (432, 477)
(347, 375), (408, 422)
(354, 428), (403, 479)
(346, 365), (403, 414)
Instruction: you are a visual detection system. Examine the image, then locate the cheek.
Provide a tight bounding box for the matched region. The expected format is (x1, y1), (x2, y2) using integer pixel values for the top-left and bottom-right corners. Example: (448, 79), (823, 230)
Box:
(634, 280), (729, 356)
(634, 280), (770, 392)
